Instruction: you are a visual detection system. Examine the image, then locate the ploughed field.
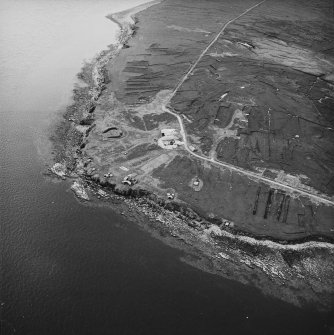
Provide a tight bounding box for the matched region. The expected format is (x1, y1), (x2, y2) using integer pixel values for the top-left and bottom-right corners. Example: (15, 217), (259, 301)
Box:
(80, 0), (334, 240)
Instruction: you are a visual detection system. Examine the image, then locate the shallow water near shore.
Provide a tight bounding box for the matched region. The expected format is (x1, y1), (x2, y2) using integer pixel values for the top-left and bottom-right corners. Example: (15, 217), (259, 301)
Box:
(1, 0), (334, 334)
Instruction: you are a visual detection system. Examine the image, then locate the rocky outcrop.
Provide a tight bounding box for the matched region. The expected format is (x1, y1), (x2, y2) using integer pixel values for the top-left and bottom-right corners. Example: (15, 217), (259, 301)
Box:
(50, 163), (67, 179)
(71, 180), (89, 200)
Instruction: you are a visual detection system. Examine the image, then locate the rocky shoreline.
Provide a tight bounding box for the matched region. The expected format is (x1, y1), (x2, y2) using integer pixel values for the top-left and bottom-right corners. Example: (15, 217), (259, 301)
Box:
(50, 1), (334, 310)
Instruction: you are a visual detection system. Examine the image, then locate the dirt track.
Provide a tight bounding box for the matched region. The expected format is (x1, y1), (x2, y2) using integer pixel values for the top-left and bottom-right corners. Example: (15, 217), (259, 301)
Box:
(51, 0), (334, 310)
(164, 104), (334, 206)
(160, 0), (334, 206)
(60, 0), (334, 241)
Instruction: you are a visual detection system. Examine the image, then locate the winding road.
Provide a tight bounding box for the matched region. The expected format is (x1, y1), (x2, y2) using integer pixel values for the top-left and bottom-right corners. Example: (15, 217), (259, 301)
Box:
(161, 0), (334, 207)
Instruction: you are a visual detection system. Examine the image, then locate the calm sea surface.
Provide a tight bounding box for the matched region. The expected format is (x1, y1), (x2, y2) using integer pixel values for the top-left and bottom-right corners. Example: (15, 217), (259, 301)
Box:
(0, 1), (333, 334)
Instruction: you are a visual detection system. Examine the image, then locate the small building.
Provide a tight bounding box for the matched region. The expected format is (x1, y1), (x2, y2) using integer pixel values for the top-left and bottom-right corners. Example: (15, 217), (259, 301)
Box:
(167, 192), (175, 200)
(189, 145), (197, 152)
(158, 129), (182, 150)
(189, 176), (203, 191)
(122, 173), (138, 186)
(161, 129), (178, 137)
(158, 136), (178, 149)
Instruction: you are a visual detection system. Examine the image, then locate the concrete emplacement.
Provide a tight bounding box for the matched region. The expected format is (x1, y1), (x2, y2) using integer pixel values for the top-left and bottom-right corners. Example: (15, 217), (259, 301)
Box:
(102, 126), (123, 138)
(189, 176), (204, 191)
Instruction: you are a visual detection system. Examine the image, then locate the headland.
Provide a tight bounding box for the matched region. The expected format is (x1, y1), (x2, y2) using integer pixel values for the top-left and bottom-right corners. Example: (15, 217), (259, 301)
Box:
(50, 0), (334, 310)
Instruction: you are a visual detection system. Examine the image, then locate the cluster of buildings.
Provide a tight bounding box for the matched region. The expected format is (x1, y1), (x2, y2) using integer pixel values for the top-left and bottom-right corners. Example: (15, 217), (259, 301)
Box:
(157, 128), (183, 149)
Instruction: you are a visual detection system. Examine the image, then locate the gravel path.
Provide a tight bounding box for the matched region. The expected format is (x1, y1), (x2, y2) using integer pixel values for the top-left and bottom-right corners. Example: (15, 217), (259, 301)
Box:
(162, 0), (334, 207)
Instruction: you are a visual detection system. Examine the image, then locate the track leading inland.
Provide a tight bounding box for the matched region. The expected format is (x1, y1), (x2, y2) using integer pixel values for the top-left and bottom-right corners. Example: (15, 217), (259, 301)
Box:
(162, 0), (334, 207)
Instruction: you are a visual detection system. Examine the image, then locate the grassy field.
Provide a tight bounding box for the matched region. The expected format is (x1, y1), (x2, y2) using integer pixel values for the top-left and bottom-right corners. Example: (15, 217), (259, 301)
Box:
(78, 0), (334, 240)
